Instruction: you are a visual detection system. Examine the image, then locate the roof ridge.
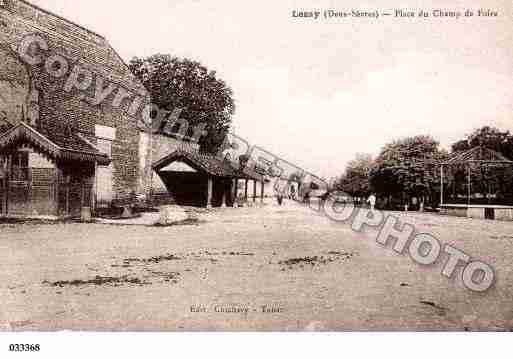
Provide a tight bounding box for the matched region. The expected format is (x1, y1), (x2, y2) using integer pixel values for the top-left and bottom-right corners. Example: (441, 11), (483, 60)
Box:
(443, 145), (513, 164)
(13, 0), (150, 95)
(17, 0), (106, 40)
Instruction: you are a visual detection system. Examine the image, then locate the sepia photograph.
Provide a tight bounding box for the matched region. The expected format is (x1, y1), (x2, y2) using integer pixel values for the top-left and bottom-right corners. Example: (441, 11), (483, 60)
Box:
(0, 0), (512, 355)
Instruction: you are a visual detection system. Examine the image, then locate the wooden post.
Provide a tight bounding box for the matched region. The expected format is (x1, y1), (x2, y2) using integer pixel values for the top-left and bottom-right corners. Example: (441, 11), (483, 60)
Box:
(260, 180), (264, 203)
(467, 164), (471, 206)
(233, 178), (239, 207)
(253, 180), (257, 202)
(1, 175), (4, 216)
(80, 178), (84, 210)
(244, 179), (248, 200)
(207, 176), (213, 208)
(28, 167), (32, 214)
(54, 166), (60, 216)
(91, 161), (97, 215)
(221, 184), (227, 208)
(1, 158), (5, 216)
(0, 169), (3, 216)
(6, 154), (11, 215)
(65, 174), (70, 215)
(438, 165), (444, 203)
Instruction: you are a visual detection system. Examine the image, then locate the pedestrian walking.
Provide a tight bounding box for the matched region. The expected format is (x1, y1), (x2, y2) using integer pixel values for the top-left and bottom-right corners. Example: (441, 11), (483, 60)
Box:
(367, 193), (377, 211)
(290, 184), (296, 200)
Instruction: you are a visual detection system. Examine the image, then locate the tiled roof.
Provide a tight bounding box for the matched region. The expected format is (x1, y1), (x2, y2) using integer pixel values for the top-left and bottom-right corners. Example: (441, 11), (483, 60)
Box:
(0, 118), (14, 134)
(42, 125), (99, 154)
(153, 147), (260, 180)
(442, 146), (513, 165)
(3, 0), (148, 96)
(0, 122), (110, 165)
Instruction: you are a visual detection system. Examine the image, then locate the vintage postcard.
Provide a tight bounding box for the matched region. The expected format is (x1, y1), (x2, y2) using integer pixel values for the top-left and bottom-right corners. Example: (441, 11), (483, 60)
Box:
(0, 0), (512, 346)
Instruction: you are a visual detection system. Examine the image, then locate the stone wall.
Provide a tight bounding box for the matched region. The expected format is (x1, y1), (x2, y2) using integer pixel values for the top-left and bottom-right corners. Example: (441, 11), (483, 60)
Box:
(495, 208), (513, 221)
(0, 0), (150, 200)
(467, 207), (485, 219)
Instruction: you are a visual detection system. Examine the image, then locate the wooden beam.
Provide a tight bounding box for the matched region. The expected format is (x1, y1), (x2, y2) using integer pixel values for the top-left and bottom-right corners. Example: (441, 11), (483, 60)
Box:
(54, 166), (60, 216)
(260, 180), (264, 203)
(91, 161), (97, 214)
(65, 173), (70, 215)
(80, 177), (84, 210)
(440, 165), (444, 206)
(467, 164), (471, 206)
(1, 158), (6, 215)
(253, 180), (257, 202)
(244, 179), (248, 200)
(28, 167), (33, 215)
(207, 176), (213, 208)
(233, 178), (239, 207)
(2, 175), (5, 215)
(6, 154), (11, 214)
(221, 180), (227, 208)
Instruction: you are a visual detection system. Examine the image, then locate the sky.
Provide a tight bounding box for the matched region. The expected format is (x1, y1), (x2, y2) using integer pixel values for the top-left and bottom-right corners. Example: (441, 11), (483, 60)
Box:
(30, 0), (513, 179)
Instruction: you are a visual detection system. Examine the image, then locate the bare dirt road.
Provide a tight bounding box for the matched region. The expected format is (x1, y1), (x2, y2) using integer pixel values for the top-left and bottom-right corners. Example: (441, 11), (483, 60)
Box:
(1, 201), (512, 331)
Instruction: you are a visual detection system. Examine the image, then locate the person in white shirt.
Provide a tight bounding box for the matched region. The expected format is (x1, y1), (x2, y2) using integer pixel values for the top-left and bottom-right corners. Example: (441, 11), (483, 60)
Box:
(367, 193), (377, 211)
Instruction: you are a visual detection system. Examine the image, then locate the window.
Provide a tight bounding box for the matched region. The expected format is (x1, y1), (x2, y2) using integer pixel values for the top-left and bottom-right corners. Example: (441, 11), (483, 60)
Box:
(97, 138), (112, 157)
(95, 125), (115, 203)
(95, 125), (116, 141)
(12, 151), (28, 168)
(11, 151), (29, 181)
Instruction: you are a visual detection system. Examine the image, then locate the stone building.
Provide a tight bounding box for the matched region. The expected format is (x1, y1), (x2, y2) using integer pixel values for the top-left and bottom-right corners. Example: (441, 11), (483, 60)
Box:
(0, 0), (261, 216)
(0, 0), (151, 217)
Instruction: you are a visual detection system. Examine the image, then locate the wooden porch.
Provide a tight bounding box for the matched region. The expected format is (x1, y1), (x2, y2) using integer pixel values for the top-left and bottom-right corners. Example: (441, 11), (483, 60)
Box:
(0, 122), (110, 218)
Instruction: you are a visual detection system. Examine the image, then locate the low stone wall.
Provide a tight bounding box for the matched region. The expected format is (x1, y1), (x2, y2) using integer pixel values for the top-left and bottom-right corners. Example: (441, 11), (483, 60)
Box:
(495, 208), (513, 221)
(467, 207), (485, 220)
(441, 205), (513, 221)
(440, 206), (468, 218)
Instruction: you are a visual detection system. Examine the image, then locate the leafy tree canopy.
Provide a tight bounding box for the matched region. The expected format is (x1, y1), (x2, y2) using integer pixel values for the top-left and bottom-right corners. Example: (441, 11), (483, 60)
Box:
(129, 54), (235, 153)
(370, 135), (448, 198)
(337, 153), (374, 197)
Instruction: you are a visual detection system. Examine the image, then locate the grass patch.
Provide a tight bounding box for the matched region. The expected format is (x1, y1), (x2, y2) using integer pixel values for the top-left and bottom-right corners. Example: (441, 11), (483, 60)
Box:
(153, 218), (204, 227)
(43, 275), (150, 287)
(147, 271), (181, 283)
(124, 254), (183, 264)
(278, 252), (355, 270)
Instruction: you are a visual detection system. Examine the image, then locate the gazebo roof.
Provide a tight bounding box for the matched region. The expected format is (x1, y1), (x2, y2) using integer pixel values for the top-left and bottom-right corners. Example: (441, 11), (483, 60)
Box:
(153, 147), (261, 180)
(441, 146), (513, 165)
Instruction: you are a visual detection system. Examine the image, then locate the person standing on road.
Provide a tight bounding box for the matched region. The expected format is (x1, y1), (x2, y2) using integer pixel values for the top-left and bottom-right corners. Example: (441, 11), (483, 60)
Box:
(367, 193), (377, 211)
(304, 190), (310, 205)
(290, 184), (296, 200)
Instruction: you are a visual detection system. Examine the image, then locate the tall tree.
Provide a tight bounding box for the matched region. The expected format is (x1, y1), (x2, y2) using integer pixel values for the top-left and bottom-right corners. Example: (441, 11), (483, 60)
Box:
(337, 153), (374, 197)
(129, 54), (235, 153)
(370, 135), (448, 205)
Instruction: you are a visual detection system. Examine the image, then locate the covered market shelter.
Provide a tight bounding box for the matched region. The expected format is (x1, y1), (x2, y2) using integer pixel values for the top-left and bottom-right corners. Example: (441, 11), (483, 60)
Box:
(152, 148), (264, 208)
(439, 146), (513, 220)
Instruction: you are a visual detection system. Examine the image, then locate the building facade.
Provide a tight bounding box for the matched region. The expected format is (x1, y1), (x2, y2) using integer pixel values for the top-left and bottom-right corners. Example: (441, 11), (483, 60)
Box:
(0, 0), (152, 217)
(0, 0), (261, 217)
